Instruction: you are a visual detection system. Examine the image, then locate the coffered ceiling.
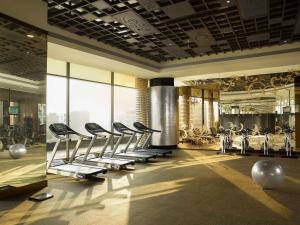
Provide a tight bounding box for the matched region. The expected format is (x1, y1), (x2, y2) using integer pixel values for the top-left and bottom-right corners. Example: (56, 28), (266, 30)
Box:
(45, 0), (300, 62)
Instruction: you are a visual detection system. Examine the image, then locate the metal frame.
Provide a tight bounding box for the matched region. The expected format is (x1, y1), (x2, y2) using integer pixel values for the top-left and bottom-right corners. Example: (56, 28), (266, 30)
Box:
(76, 123), (135, 169)
(47, 123), (107, 179)
(112, 122), (156, 162)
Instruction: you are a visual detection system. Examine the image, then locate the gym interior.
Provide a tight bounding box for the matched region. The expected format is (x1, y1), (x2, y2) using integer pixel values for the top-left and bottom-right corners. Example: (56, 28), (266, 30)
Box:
(1, 1), (300, 225)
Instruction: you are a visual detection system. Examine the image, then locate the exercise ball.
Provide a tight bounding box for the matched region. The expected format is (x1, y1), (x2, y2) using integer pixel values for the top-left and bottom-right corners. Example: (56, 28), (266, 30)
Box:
(9, 144), (27, 159)
(251, 160), (284, 189)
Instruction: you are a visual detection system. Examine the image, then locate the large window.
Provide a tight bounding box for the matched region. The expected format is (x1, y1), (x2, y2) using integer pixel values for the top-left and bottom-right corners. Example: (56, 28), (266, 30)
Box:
(189, 97), (202, 128)
(69, 79), (111, 135)
(46, 75), (67, 141)
(46, 64), (140, 142)
(114, 86), (137, 126)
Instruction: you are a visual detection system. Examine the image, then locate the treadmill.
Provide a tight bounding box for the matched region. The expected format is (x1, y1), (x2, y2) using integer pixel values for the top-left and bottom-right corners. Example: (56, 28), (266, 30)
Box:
(75, 123), (135, 170)
(109, 122), (157, 162)
(47, 123), (107, 179)
(133, 122), (172, 156)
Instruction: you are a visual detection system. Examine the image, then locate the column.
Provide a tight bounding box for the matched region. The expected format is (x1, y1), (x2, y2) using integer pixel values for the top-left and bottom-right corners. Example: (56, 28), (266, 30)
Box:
(150, 78), (177, 149)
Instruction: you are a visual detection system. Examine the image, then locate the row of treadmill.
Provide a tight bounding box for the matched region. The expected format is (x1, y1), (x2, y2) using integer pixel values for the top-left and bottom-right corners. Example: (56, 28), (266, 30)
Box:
(47, 122), (172, 179)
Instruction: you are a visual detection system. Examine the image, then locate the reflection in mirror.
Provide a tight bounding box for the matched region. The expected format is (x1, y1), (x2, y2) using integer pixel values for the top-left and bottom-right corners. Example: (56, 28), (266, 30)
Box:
(180, 72), (299, 151)
(0, 14), (47, 190)
(178, 86), (220, 150)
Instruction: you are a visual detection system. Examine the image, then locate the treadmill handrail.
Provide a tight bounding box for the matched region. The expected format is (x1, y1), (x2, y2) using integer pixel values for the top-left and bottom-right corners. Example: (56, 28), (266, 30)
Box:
(133, 122), (161, 133)
(48, 129), (70, 141)
(78, 133), (93, 140)
(147, 128), (161, 133)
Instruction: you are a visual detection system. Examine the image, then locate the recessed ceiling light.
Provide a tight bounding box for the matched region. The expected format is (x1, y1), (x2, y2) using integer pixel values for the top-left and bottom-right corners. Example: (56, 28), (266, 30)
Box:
(226, 0), (231, 3)
(128, 0), (137, 4)
(54, 5), (64, 10)
(76, 7), (84, 13)
(26, 34), (34, 38)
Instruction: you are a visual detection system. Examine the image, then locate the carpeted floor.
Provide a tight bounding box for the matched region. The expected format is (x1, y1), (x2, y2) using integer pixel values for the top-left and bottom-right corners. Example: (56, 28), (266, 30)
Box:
(1, 150), (300, 225)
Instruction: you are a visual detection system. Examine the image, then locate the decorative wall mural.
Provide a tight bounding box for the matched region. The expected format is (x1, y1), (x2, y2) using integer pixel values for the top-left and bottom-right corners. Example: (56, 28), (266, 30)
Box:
(184, 71), (300, 92)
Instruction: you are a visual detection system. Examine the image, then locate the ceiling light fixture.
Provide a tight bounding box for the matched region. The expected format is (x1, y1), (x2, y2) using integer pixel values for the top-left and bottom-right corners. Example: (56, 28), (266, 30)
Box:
(26, 34), (34, 38)
(226, 0), (231, 3)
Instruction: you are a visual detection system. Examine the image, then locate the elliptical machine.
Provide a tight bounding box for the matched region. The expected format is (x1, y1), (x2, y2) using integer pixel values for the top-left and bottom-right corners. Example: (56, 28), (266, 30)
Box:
(280, 128), (298, 158)
(259, 128), (274, 157)
(239, 128), (252, 155)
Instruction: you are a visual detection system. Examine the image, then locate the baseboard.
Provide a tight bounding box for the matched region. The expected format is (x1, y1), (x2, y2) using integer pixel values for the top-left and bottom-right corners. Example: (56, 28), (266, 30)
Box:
(150, 145), (177, 149)
(0, 180), (48, 199)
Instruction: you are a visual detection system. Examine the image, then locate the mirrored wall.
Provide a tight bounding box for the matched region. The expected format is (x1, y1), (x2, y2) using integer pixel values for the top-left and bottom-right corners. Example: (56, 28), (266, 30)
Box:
(180, 72), (299, 151)
(178, 86), (220, 150)
(0, 14), (47, 189)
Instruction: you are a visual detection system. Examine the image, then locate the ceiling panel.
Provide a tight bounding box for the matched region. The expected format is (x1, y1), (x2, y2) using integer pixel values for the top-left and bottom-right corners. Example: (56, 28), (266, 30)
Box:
(161, 1), (195, 19)
(238, 0), (268, 19)
(45, 0), (300, 62)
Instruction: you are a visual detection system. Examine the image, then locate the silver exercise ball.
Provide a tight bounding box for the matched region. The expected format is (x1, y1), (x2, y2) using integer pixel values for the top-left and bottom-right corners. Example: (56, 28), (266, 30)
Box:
(8, 144), (27, 159)
(251, 160), (284, 189)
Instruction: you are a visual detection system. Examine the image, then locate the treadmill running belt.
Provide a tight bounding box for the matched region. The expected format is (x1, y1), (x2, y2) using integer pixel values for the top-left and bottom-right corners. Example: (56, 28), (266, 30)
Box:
(51, 164), (105, 174)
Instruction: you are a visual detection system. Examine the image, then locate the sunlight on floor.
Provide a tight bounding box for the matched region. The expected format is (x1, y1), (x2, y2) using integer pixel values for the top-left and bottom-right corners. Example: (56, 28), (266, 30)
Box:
(135, 154), (242, 174)
(166, 154), (243, 170)
(0, 164), (44, 185)
(0, 171), (192, 225)
(185, 151), (293, 220)
(285, 176), (300, 185)
(1, 150), (298, 225)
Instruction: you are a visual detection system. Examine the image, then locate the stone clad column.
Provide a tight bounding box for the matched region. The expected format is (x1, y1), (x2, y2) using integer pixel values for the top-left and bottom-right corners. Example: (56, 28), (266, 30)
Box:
(178, 87), (191, 129)
(135, 78), (149, 145)
(135, 78), (149, 126)
(207, 90), (214, 131)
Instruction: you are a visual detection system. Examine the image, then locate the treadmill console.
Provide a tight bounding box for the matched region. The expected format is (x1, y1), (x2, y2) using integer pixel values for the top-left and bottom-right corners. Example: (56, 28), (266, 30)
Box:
(49, 123), (75, 135)
(113, 122), (127, 132)
(85, 123), (105, 133)
(133, 122), (147, 131)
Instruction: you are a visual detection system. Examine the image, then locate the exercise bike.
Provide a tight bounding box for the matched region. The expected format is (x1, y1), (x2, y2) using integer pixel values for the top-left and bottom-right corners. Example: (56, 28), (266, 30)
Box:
(279, 128), (298, 158)
(238, 128), (252, 156)
(259, 128), (274, 157)
(218, 128), (235, 154)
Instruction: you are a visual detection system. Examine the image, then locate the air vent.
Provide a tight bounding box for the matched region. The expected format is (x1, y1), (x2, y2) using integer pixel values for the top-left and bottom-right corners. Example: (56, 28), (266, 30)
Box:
(186, 28), (215, 47)
(112, 10), (158, 36)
